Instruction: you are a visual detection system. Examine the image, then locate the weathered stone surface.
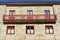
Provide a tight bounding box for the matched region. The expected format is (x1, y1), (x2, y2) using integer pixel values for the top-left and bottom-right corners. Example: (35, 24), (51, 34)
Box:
(0, 5), (60, 40)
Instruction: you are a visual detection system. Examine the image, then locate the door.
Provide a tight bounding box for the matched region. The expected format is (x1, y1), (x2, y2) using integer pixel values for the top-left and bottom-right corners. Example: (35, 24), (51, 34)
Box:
(9, 10), (15, 20)
(27, 10), (33, 20)
(44, 10), (51, 20)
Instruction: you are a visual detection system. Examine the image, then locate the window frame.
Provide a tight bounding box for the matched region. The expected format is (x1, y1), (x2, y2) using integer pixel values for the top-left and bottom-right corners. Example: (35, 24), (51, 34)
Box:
(45, 25), (54, 34)
(6, 26), (15, 34)
(26, 26), (35, 34)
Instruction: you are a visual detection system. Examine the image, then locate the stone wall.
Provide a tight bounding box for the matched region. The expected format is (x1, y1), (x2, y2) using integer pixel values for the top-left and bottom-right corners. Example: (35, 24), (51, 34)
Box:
(0, 24), (55, 40)
(6, 6), (53, 15)
(53, 5), (60, 40)
(0, 5), (60, 40)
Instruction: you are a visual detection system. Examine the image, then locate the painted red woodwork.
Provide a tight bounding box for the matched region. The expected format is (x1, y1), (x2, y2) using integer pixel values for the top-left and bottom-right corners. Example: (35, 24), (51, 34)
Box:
(9, 15), (15, 20)
(3, 14), (56, 21)
(45, 15), (51, 20)
(27, 15), (33, 20)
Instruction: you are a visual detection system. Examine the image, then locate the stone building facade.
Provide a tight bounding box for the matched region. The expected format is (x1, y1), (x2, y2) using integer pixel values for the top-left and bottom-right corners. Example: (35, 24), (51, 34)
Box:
(0, 3), (59, 40)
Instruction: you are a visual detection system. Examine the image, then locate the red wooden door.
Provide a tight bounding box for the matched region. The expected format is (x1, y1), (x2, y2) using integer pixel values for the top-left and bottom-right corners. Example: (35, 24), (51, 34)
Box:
(45, 15), (50, 20)
(9, 10), (15, 20)
(27, 10), (33, 20)
(44, 10), (51, 20)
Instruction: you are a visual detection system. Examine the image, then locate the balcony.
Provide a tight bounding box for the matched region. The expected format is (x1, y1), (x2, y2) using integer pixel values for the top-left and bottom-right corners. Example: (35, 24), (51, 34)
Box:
(3, 14), (57, 24)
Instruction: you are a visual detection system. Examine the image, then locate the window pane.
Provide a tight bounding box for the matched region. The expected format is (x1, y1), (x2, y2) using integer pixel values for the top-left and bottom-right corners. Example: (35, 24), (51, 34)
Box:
(11, 29), (14, 33)
(27, 29), (30, 34)
(27, 26), (30, 29)
(7, 26), (11, 29)
(11, 26), (15, 34)
(31, 26), (34, 29)
(7, 26), (11, 34)
(50, 29), (53, 33)
(50, 26), (53, 29)
(31, 29), (34, 33)
(11, 26), (14, 29)
(46, 29), (49, 34)
(7, 29), (10, 34)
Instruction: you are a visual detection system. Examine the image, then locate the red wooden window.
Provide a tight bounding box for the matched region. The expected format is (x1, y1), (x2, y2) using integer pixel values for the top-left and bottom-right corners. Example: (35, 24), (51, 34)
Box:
(45, 25), (54, 34)
(26, 26), (34, 34)
(6, 26), (15, 34)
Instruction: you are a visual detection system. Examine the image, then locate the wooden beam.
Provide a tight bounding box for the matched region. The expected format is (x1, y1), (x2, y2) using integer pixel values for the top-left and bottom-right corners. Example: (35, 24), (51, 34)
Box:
(0, 2), (60, 6)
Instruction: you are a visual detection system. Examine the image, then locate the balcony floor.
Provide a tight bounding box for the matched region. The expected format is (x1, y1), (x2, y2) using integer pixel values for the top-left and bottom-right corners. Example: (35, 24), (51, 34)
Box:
(3, 20), (56, 24)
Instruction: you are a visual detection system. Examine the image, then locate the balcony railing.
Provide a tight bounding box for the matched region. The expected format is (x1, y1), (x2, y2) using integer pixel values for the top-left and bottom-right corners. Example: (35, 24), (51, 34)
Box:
(3, 14), (57, 24)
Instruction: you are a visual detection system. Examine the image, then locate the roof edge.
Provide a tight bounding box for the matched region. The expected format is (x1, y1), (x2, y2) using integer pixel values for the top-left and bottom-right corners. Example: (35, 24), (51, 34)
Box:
(0, 2), (60, 6)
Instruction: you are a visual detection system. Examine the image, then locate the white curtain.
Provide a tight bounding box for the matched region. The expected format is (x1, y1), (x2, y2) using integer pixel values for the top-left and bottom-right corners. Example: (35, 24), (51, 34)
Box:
(50, 29), (53, 33)
(31, 29), (34, 33)
(46, 29), (49, 33)
(8, 29), (10, 33)
(27, 29), (30, 34)
(11, 29), (14, 33)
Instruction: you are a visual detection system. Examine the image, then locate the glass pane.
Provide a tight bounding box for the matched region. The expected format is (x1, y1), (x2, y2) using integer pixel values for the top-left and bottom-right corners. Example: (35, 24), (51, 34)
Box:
(27, 26), (30, 29)
(50, 26), (53, 29)
(50, 29), (53, 33)
(7, 29), (10, 34)
(11, 26), (14, 29)
(46, 29), (49, 34)
(11, 29), (14, 33)
(27, 29), (30, 34)
(7, 26), (11, 29)
(31, 26), (34, 29)
(31, 29), (34, 33)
